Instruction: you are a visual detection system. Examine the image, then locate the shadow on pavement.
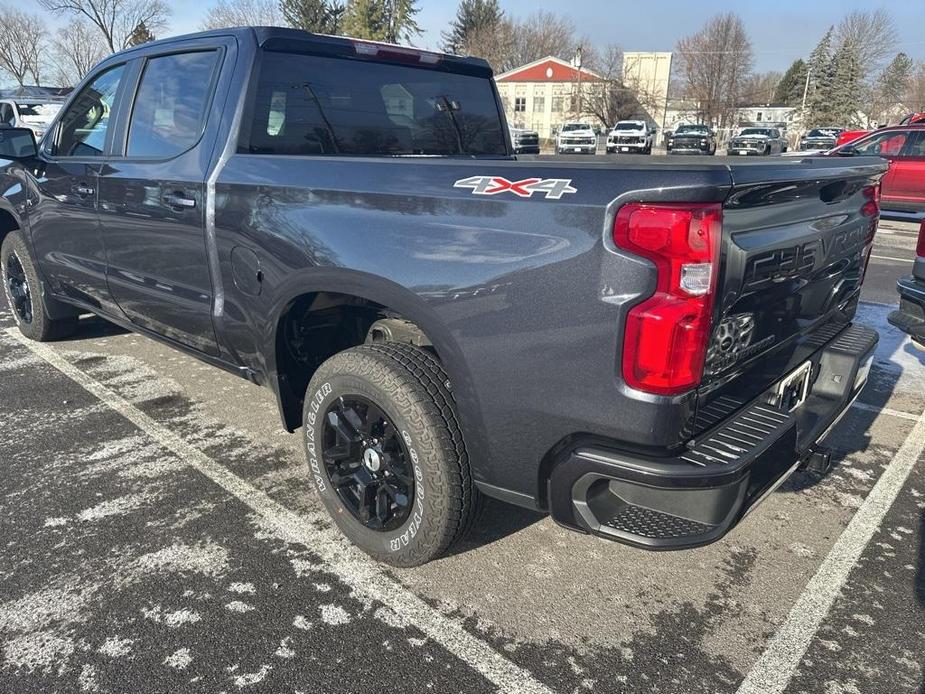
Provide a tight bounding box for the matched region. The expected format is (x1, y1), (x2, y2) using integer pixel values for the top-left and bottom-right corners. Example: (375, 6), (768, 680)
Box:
(67, 313), (130, 340)
(446, 497), (544, 558)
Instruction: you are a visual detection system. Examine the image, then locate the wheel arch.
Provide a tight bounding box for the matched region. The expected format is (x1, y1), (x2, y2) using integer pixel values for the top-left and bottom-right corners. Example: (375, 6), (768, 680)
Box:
(265, 272), (473, 434)
(0, 201), (22, 247)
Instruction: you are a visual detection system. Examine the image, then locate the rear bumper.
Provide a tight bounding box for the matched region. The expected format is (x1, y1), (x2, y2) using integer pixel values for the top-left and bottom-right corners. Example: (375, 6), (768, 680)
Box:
(548, 324), (877, 549)
(888, 275), (925, 342)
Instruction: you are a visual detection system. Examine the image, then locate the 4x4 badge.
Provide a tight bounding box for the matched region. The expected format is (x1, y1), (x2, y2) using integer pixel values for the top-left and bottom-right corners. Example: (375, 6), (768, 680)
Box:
(453, 176), (577, 200)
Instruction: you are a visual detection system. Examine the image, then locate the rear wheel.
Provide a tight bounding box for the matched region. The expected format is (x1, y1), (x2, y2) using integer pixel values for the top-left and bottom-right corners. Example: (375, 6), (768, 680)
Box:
(303, 342), (480, 567)
(2, 231), (77, 341)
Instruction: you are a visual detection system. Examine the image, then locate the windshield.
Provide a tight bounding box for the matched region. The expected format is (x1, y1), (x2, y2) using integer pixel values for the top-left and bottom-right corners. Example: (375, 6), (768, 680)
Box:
(739, 128), (772, 137)
(807, 128), (841, 137)
(676, 125), (708, 134)
(562, 123), (590, 132)
(613, 122), (644, 131)
(241, 51), (506, 156)
(16, 103), (61, 124)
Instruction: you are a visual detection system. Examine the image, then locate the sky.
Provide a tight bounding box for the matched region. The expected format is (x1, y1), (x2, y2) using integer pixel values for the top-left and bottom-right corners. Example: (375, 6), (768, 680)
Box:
(24, 0), (925, 80)
(164, 0), (925, 74)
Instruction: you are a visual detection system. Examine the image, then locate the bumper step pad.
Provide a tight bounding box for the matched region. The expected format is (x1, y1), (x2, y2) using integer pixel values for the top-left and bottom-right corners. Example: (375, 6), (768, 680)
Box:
(603, 506), (715, 540)
(548, 323), (879, 550)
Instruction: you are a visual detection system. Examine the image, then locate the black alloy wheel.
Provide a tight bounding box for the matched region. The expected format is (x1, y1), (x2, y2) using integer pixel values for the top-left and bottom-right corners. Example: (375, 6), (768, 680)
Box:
(4, 249), (32, 324)
(322, 395), (415, 531)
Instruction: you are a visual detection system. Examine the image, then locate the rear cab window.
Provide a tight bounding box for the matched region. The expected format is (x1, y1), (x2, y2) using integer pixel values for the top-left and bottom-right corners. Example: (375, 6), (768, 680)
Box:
(127, 50), (220, 158)
(239, 50), (507, 157)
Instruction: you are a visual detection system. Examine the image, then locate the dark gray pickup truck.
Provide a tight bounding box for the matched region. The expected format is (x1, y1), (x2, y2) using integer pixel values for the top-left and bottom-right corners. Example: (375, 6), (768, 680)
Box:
(0, 27), (886, 566)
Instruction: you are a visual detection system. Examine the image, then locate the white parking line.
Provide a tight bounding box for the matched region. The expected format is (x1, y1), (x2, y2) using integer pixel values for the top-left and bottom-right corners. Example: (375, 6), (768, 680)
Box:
(736, 403), (925, 694)
(869, 254), (910, 263)
(851, 400), (920, 421)
(4, 328), (556, 694)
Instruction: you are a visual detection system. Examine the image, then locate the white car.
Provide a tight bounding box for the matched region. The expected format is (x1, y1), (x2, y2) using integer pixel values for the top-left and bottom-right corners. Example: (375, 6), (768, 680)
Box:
(556, 122), (597, 155)
(606, 120), (654, 154)
(0, 99), (64, 142)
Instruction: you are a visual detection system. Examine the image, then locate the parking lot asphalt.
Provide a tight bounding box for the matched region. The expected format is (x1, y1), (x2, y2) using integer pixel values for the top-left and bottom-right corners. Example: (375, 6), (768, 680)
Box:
(1, 220), (924, 693)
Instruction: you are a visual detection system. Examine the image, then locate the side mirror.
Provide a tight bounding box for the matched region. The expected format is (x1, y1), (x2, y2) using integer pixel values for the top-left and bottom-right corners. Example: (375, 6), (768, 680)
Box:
(836, 145), (857, 156)
(0, 127), (37, 159)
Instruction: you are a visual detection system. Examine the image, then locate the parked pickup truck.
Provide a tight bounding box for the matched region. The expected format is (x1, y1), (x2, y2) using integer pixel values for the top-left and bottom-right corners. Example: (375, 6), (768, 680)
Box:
(0, 27), (885, 567)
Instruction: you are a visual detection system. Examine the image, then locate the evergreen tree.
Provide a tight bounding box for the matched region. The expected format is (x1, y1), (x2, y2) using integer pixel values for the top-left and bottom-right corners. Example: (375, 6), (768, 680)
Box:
(281, 0), (345, 33)
(342, 0), (419, 42)
(829, 40), (863, 126)
(874, 52), (914, 120)
(382, 0), (420, 43)
(805, 27), (836, 126)
(441, 0), (503, 54)
(773, 59), (808, 106)
(127, 20), (154, 46)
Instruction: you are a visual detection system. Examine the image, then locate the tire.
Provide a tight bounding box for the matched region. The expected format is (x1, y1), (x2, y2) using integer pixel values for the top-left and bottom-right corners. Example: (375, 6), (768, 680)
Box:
(302, 342), (481, 567)
(1, 230), (77, 341)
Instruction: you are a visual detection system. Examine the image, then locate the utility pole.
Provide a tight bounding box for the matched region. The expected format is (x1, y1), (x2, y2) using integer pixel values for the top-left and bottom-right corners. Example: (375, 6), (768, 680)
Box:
(574, 46), (583, 119)
(800, 66), (813, 114)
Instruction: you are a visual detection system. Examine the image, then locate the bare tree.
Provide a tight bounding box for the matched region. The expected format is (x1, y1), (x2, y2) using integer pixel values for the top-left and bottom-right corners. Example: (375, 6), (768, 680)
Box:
(582, 44), (646, 128)
(458, 18), (515, 73)
(906, 63), (925, 113)
(200, 0), (282, 29)
(740, 71), (782, 104)
(505, 11), (578, 72)
(51, 19), (108, 87)
(675, 13), (753, 127)
(834, 9), (897, 77)
(0, 6), (47, 87)
(40, 0), (169, 53)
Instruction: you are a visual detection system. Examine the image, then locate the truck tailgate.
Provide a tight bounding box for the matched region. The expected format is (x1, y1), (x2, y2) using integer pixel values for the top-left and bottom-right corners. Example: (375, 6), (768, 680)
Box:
(694, 157), (887, 433)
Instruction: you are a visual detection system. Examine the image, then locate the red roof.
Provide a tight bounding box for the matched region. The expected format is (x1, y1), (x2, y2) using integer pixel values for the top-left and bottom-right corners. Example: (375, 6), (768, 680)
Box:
(495, 57), (602, 83)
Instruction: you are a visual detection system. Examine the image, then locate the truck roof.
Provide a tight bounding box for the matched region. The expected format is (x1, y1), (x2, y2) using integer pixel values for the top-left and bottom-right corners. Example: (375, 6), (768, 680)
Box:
(105, 25), (493, 77)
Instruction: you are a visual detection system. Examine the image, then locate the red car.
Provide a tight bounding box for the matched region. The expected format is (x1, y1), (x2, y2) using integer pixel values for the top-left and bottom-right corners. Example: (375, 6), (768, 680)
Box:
(830, 124), (925, 217)
(836, 112), (925, 147)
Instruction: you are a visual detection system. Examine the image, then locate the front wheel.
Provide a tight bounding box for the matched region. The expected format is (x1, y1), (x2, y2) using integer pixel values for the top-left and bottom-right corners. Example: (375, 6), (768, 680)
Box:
(303, 343), (481, 567)
(2, 231), (77, 341)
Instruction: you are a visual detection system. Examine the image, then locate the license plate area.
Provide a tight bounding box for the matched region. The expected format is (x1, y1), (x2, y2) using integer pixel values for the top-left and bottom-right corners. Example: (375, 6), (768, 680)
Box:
(770, 361), (812, 412)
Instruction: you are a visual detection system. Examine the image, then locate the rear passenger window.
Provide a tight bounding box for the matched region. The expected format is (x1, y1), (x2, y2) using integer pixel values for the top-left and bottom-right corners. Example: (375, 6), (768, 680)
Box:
(127, 51), (219, 158)
(239, 51), (506, 157)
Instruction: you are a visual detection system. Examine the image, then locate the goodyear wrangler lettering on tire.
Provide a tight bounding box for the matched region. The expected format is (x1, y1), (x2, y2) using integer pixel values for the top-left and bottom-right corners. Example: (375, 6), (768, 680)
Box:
(302, 343), (480, 567)
(390, 430), (425, 552)
(305, 382), (332, 493)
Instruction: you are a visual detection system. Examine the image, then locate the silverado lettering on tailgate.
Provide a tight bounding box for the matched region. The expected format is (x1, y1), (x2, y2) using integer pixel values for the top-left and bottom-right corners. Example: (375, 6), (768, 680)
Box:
(454, 175), (577, 200)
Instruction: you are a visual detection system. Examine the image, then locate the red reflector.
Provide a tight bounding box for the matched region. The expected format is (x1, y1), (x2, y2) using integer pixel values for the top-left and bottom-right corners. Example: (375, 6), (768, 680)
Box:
(614, 203), (722, 395)
(917, 220), (925, 258)
(860, 183), (880, 218)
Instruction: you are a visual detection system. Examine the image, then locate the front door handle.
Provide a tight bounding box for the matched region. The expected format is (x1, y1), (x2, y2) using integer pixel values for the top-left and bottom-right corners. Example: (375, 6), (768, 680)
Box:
(163, 192), (196, 209)
(72, 183), (94, 196)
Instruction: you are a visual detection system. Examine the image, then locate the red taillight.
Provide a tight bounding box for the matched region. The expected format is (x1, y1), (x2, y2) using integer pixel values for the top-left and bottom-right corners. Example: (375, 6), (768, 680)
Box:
(860, 183), (880, 219)
(917, 220), (925, 258)
(614, 202), (722, 395)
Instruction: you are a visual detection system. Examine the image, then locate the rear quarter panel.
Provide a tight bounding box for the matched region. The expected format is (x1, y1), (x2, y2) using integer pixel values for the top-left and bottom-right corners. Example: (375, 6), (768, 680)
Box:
(213, 156), (732, 503)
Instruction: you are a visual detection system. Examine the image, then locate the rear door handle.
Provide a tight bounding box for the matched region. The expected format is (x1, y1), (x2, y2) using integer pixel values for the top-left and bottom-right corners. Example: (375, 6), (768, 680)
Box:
(72, 183), (94, 196)
(163, 193), (196, 209)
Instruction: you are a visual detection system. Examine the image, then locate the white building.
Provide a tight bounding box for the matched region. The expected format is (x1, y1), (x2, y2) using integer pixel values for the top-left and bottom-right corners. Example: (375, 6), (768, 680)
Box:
(494, 56), (604, 139)
(622, 52), (673, 132)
